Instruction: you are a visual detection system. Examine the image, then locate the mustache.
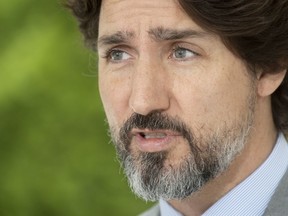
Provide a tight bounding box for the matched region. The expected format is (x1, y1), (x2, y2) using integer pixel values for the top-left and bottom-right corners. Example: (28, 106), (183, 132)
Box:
(119, 112), (193, 146)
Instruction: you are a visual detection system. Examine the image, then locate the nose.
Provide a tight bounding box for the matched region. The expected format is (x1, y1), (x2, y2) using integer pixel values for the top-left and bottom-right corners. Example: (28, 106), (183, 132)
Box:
(129, 59), (170, 116)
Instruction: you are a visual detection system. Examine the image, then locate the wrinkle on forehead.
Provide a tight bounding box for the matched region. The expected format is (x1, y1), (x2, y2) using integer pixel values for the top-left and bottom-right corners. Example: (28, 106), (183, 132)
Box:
(98, 0), (212, 47)
(100, 0), (181, 23)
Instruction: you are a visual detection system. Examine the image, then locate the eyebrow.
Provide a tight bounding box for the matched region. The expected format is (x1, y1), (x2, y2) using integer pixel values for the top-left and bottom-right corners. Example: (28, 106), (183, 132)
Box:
(97, 27), (210, 48)
(148, 26), (210, 41)
(98, 31), (134, 48)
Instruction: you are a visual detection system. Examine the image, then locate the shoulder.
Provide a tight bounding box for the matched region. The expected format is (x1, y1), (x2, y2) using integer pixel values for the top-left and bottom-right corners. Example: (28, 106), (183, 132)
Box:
(138, 204), (160, 216)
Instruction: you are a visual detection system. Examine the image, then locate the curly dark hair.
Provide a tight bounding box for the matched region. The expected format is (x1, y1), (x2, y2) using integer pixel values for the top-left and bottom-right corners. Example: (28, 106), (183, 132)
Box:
(66, 0), (288, 133)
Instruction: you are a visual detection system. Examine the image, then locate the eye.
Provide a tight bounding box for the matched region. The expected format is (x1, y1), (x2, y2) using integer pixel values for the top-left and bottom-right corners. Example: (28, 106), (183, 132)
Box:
(171, 46), (197, 60)
(106, 49), (132, 62)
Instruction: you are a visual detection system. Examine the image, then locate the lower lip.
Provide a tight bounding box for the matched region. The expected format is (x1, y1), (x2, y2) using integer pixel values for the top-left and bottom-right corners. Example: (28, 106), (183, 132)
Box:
(133, 134), (178, 152)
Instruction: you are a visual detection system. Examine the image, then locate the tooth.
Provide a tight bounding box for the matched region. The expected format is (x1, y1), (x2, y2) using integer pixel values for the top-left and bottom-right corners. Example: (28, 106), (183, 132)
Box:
(144, 133), (167, 139)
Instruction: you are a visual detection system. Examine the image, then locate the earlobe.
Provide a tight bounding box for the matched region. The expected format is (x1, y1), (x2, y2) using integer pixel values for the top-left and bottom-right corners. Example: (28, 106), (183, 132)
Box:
(257, 69), (287, 97)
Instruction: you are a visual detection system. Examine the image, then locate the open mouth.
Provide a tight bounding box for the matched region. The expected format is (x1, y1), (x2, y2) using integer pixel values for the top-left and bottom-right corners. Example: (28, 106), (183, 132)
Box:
(129, 129), (182, 152)
(139, 132), (167, 139)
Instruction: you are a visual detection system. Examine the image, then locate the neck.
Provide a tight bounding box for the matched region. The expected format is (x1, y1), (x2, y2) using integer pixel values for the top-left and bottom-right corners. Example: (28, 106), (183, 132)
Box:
(169, 98), (278, 216)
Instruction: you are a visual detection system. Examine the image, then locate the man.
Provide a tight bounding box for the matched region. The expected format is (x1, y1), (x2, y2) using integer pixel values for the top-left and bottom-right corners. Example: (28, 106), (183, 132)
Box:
(67, 0), (288, 215)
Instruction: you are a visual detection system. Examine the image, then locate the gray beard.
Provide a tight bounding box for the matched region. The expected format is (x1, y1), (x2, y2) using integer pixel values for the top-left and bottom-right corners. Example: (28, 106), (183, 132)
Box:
(109, 91), (255, 201)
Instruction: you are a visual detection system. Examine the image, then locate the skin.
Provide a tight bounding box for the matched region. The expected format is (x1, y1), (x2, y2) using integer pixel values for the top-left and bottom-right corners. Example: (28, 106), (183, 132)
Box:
(97, 0), (286, 215)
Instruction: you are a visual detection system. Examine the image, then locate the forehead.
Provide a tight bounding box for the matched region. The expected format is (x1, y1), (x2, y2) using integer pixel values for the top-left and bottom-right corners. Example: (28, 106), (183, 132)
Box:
(100, 0), (181, 19)
(99, 0), (205, 36)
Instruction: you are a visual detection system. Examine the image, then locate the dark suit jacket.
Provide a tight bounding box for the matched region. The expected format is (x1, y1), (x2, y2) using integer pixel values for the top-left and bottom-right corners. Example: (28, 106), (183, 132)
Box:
(139, 169), (288, 216)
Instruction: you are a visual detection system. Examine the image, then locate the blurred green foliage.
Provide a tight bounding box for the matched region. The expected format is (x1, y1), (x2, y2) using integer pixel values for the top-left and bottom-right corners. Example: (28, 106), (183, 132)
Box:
(0, 0), (153, 215)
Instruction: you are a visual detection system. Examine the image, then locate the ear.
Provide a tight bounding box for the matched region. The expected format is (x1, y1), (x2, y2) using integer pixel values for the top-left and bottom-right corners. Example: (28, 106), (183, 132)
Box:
(257, 69), (287, 97)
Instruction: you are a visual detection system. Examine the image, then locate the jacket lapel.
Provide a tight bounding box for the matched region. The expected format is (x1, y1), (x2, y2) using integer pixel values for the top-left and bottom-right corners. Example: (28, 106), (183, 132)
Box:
(263, 168), (288, 216)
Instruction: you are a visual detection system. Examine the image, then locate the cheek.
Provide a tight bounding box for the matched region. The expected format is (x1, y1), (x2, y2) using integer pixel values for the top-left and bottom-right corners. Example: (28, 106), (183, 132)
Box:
(99, 71), (132, 128)
(171, 67), (252, 128)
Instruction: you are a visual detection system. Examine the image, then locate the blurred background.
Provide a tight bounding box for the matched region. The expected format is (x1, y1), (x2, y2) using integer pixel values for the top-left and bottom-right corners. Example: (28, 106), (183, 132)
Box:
(0, 0), (153, 215)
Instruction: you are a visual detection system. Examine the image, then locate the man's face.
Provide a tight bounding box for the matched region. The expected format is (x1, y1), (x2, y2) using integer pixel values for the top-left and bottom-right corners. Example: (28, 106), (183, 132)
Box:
(98, 0), (256, 201)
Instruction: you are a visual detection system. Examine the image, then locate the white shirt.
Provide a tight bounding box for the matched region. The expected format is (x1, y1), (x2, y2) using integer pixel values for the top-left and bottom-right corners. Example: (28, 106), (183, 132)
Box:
(160, 133), (288, 216)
